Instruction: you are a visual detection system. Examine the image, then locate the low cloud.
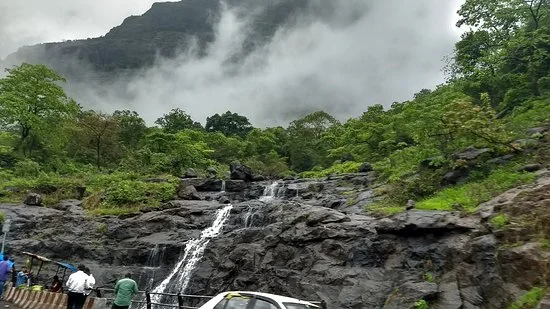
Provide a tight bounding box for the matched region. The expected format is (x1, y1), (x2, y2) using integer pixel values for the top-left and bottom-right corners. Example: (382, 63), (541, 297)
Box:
(3, 0), (464, 127)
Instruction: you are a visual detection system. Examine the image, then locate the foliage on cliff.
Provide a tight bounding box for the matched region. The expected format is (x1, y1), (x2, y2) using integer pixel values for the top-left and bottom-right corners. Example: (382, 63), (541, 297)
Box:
(0, 0), (549, 212)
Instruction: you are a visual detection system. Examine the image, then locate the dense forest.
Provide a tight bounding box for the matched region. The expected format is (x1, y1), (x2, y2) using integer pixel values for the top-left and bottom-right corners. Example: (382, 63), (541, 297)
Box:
(1, 0), (550, 215)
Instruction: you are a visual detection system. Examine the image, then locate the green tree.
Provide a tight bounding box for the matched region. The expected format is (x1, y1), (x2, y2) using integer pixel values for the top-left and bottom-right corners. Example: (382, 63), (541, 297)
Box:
(205, 111), (253, 138)
(155, 108), (202, 133)
(0, 63), (80, 156)
(74, 111), (121, 169)
(113, 110), (148, 149)
(286, 111), (339, 171)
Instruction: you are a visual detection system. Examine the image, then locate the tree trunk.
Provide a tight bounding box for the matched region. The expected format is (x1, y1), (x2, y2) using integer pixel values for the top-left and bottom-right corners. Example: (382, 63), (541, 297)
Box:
(96, 138), (101, 170)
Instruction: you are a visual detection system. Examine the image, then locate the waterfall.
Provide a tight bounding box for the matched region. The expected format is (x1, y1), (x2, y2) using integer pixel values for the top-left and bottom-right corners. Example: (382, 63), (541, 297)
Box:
(259, 181), (279, 203)
(138, 244), (166, 290)
(221, 180), (226, 192)
(149, 205), (233, 305)
(243, 205), (257, 228)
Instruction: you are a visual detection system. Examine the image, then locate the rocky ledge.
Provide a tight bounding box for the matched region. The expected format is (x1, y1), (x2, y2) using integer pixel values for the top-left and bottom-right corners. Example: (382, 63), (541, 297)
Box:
(1, 171), (549, 308)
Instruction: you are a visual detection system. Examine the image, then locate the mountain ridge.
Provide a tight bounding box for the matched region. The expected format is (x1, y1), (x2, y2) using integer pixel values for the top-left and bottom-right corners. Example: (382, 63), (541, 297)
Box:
(2, 0), (310, 77)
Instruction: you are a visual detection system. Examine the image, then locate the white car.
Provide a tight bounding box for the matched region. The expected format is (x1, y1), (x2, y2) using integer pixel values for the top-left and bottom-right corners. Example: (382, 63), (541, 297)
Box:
(197, 291), (322, 309)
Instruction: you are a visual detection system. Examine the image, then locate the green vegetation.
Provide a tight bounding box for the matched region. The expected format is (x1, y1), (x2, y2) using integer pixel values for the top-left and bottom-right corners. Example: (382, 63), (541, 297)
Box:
(416, 168), (536, 211)
(96, 223), (108, 234)
(423, 272), (435, 283)
(490, 214), (510, 229)
(508, 287), (546, 309)
(1, 0), (550, 214)
(413, 299), (429, 309)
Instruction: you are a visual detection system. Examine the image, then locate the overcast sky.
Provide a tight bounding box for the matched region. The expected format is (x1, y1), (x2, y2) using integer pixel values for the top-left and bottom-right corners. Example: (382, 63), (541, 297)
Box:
(0, 0), (467, 126)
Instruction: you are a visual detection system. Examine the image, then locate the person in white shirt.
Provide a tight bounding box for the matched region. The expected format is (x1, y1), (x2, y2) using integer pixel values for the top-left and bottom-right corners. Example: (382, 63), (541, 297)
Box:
(83, 267), (95, 298)
(66, 264), (89, 309)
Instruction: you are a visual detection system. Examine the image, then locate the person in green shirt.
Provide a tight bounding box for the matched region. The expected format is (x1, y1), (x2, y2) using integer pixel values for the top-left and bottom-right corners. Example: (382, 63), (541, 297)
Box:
(112, 273), (139, 309)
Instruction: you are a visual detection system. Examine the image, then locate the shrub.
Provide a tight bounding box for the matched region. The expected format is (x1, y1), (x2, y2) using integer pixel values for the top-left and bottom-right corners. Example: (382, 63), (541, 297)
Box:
(414, 299), (429, 309)
(424, 272), (434, 283)
(300, 161), (362, 178)
(508, 287), (545, 309)
(490, 214), (509, 229)
(13, 160), (41, 177)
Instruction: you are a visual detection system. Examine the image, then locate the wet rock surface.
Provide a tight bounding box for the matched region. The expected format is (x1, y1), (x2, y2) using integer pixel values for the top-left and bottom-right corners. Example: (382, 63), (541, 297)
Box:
(1, 172), (549, 308)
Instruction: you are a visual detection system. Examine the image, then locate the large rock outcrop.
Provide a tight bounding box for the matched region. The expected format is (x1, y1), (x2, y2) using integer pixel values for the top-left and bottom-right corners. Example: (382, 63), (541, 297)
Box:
(1, 172), (549, 308)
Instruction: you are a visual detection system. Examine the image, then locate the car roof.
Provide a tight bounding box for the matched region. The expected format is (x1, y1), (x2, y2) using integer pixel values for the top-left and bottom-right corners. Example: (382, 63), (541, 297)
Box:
(220, 291), (319, 307)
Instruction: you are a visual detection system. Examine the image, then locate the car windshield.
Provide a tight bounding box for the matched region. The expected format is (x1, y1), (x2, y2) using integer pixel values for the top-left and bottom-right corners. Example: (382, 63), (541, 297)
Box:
(283, 303), (315, 309)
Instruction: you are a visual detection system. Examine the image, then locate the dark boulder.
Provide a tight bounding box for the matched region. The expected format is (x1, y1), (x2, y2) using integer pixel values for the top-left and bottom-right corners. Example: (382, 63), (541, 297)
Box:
(144, 178), (169, 183)
(230, 162), (254, 181)
(252, 175), (266, 182)
(453, 147), (491, 161)
(24, 193), (42, 206)
(75, 186), (86, 199)
(179, 178), (223, 192)
(225, 180), (248, 192)
(358, 162), (373, 173)
(522, 163), (543, 172)
(183, 168), (199, 178)
(206, 167), (218, 179)
(487, 154), (515, 165)
(442, 169), (469, 185)
(526, 126), (548, 136)
(177, 185), (202, 200)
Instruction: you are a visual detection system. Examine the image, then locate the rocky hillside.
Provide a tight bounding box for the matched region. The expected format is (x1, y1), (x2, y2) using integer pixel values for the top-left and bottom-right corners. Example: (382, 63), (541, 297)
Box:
(2, 0), (309, 77)
(1, 166), (549, 308)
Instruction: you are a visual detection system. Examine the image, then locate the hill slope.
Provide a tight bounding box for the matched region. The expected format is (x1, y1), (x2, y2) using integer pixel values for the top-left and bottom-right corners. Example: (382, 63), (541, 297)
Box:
(2, 0), (310, 76)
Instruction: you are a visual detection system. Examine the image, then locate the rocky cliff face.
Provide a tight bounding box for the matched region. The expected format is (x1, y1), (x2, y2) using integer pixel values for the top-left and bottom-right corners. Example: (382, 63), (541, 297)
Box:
(1, 172), (549, 308)
(2, 0), (310, 78)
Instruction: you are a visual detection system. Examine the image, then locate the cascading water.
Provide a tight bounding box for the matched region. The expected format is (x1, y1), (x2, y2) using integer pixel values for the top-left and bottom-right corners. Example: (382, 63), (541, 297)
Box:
(244, 182), (279, 228)
(137, 244), (166, 290)
(221, 180), (226, 192)
(259, 181), (279, 203)
(149, 205), (233, 306)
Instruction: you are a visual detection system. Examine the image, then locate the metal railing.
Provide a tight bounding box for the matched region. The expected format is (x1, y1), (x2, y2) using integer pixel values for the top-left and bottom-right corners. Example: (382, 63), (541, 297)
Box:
(96, 288), (327, 309)
(98, 288), (213, 309)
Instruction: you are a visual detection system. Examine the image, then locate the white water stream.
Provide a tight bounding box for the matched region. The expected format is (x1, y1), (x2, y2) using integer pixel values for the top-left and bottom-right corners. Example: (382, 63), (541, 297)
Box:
(149, 204), (233, 304)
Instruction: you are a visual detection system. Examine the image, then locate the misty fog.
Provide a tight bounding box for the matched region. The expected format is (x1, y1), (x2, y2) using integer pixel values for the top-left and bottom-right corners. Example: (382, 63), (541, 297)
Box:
(2, 0), (464, 127)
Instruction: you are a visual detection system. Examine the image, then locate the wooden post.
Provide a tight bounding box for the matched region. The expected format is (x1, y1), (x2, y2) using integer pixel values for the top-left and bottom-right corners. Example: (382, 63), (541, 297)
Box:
(145, 290), (151, 309)
(177, 293), (184, 309)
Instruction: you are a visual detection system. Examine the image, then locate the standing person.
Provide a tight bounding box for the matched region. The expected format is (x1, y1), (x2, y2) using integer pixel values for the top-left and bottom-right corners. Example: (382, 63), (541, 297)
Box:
(83, 267), (95, 299)
(16, 267), (28, 287)
(66, 265), (89, 309)
(0, 256), (12, 299)
(112, 273), (138, 309)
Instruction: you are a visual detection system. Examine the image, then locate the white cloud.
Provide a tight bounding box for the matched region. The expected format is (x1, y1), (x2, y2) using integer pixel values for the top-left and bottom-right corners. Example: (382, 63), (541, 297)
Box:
(0, 0), (167, 58)
(1, 0), (466, 127)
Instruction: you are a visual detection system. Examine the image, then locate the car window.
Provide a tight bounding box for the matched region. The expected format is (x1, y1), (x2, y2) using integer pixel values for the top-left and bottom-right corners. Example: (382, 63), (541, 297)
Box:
(214, 295), (252, 309)
(253, 299), (278, 309)
(283, 303), (312, 309)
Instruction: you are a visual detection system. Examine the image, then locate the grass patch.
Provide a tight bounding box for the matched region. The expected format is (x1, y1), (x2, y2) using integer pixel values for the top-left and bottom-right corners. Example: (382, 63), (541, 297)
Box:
(490, 214), (510, 229)
(0, 212), (5, 223)
(300, 161), (362, 178)
(88, 207), (142, 216)
(366, 202), (406, 216)
(508, 287), (545, 309)
(0, 170), (179, 215)
(417, 168), (536, 211)
(507, 98), (550, 132)
(540, 238), (550, 250)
